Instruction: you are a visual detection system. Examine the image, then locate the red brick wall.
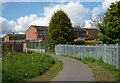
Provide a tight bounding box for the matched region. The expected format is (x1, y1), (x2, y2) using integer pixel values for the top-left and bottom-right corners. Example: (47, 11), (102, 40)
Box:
(74, 31), (87, 38)
(26, 26), (99, 40)
(26, 26), (37, 40)
(3, 34), (9, 42)
(85, 29), (99, 39)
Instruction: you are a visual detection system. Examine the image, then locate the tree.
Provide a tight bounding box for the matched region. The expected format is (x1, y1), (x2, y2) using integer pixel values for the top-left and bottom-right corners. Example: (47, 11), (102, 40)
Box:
(98, 1), (120, 44)
(46, 10), (74, 45)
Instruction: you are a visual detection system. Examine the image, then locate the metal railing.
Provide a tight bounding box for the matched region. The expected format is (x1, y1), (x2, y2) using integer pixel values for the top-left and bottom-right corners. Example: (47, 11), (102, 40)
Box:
(26, 42), (55, 53)
(55, 44), (120, 68)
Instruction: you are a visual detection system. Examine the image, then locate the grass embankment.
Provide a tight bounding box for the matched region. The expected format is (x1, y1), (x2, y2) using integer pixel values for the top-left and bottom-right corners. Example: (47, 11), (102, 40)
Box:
(62, 55), (120, 81)
(2, 52), (63, 82)
(31, 57), (63, 81)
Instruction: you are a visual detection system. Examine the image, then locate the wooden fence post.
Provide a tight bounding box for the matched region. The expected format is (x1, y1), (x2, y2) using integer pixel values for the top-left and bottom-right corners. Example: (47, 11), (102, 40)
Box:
(12, 43), (14, 52)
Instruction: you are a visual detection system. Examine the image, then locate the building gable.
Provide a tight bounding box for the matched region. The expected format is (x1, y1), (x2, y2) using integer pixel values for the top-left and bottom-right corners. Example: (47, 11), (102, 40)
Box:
(26, 25), (38, 40)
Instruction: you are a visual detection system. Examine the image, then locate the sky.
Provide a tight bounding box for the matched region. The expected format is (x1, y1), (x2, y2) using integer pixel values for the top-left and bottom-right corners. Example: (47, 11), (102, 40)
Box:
(2, 2), (102, 21)
(0, 0), (120, 37)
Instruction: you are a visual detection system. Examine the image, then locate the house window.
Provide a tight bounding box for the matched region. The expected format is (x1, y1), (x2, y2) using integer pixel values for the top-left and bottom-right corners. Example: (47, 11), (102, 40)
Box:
(40, 31), (46, 36)
(30, 34), (32, 38)
(90, 34), (95, 37)
(80, 31), (85, 36)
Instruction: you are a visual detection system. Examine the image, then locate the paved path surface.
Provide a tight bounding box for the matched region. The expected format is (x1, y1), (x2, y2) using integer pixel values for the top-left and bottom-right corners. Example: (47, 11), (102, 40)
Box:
(49, 54), (94, 81)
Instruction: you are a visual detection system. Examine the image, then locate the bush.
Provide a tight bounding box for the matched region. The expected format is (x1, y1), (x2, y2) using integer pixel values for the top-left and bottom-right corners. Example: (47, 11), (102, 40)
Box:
(84, 40), (98, 45)
(73, 40), (98, 45)
(2, 45), (11, 55)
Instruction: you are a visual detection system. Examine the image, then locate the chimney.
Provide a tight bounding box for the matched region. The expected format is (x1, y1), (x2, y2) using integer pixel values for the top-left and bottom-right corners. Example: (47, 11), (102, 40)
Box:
(13, 32), (14, 34)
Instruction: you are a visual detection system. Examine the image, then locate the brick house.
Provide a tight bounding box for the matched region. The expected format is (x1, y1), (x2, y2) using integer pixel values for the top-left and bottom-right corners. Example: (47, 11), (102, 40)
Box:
(73, 27), (88, 39)
(84, 28), (99, 40)
(26, 25), (99, 41)
(26, 25), (47, 41)
(73, 26), (99, 40)
(3, 34), (26, 42)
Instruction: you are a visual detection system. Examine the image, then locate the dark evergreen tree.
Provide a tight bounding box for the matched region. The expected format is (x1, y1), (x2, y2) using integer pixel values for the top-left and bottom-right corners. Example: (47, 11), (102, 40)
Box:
(98, 1), (120, 43)
(46, 10), (74, 45)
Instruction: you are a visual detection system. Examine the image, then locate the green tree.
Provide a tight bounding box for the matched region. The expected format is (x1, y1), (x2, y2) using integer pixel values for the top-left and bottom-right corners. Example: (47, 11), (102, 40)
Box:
(46, 10), (74, 45)
(98, 1), (120, 44)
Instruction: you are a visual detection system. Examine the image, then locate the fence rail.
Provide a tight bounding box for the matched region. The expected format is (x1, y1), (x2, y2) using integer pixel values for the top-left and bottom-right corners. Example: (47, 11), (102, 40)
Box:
(2, 43), (26, 52)
(55, 44), (120, 68)
(26, 42), (55, 53)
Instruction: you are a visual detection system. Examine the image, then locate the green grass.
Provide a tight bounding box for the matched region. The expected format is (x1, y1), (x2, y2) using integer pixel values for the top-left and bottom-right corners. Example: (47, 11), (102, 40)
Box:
(31, 57), (63, 81)
(0, 44), (1, 82)
(2, 52), (55, 82)
(61, 55), (120, 81)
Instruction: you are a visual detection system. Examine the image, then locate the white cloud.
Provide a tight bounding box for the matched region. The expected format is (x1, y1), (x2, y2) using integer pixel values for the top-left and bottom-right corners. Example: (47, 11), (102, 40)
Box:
(85, 0), (120, 28)
(14, 14), (39, 32)
(0, 17), (16, 34)
(93, 0), (120, 17)
(1, 1), (90, 37)
(102, 0), (120, 10)
(2, 0), (120, 37)
(0, 17), (17, 37)
(91, 6), (102, 18)
(30, 17), (49, 26)
(84, 20), (92, 28)
(31, 2), (89, 27)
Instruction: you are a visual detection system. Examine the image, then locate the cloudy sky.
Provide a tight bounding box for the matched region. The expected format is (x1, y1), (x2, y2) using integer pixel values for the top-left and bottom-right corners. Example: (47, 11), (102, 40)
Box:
(0, 0), (120, 37)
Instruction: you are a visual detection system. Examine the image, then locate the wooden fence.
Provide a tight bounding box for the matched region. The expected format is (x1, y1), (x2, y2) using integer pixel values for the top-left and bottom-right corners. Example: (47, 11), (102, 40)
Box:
(2, 42), (26, 52)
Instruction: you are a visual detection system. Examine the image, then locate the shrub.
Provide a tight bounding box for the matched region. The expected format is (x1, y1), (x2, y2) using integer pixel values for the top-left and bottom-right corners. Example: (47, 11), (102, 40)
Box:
(84, 40), (98, 45)
(2, 45), (11, 55)
(73, 40), (85, 45)
(73, 40), (98, 45)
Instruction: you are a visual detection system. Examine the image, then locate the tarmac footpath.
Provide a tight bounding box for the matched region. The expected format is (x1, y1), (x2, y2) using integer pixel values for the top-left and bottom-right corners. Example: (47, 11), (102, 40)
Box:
(50, 54), (94, 81)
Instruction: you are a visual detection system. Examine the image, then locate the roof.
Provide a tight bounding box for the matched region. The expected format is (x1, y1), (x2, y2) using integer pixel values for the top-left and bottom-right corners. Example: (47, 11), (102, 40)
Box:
(73, 28), (87, 32)
(7, 34), (26, 38)
(31, 25), (47, 31)
(84, 28), (99, 30)
(30, 25), (98, 31)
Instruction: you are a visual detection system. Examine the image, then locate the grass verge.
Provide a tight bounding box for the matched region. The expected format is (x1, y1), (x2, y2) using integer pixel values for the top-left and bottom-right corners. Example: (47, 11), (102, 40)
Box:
(31, 57), (63, 81)
(2, 52), (56, 82)
(61, 55), (120, 81)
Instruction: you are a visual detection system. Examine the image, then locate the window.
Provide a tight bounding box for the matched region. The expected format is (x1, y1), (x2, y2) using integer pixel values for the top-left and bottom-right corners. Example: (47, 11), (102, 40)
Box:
(90, 34), (95, 37)
(40, 31), (46, 35)
(30, 34), (32, 38)
(80, 31), (85, 36)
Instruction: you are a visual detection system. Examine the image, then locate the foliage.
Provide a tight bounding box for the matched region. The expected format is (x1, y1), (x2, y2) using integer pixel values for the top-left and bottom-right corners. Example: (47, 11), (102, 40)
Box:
(32, 57), (63, 81)
(84, 40), (98, 45)
(73, 40), (85, 45)
(98, 1), (120, 44)
(2, 52), (55, 82)
(73, 40), (98, 45)
(2, 45), (10, 52)
(2, 45), (11, 55)
(46, 10), (74, 46)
